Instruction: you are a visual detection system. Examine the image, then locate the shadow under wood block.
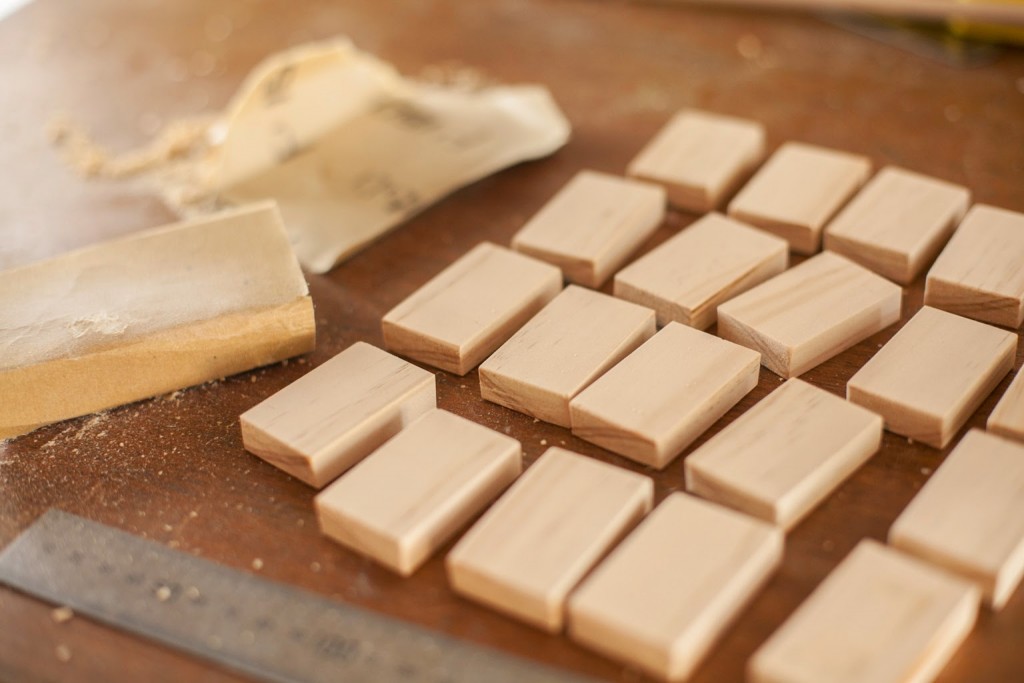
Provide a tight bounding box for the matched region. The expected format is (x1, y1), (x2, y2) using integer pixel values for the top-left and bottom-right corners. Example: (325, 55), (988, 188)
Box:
(889, 429), (1024, 610)
(749, 540), (979, 683)
(0, 202), (315, 440)
(382, 242), (562, 375)
(728, 141), (871, 254)
(567, 493), (782, 682)
(446, 447), (653, 633)
(847, 307), (1017, 449)
(510, 170), (665, 287)
(478, 285), (655, 427)
(988, 366), (1024, 442)
(315, 409), (521, 576)
(240, 342), (435, 488)
(717, 251), (902, 379)
(925, 205), (1024, 329)
(823, 166), (970, 285)
(625, 109), (765, 213)
(685, 378), (883, 530)
(569, 322), (760, 469)
(613, 212), (788, 330)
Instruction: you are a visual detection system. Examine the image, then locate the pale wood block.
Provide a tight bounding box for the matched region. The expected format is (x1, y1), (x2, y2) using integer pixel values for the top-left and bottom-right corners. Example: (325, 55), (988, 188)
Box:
(381, 242), (562, 375)
(824, 166), (970, 285)
(625, 109), (766, 212)
(749, 539), (979, 683)
(479, 285), (656, 427)
(988, 366), (1024, 442)
(889, 429), (1024, 609)
(925, 204), (1024, 328)
(569, 322), (760, 469)
(728, 141), (871, 254)
(613, 212), (788, 329)
(240, 342), (435, 488)
(314, 409), (521, 576)
(446, 447), (653, 632)
(568, 493), (783, 682)
(847, 306), (1017, 449)
(510, 170), (666, 287)
(717, 251), (902, 378)
(685, 378), (882, 529)
(0, 202), (315, 439)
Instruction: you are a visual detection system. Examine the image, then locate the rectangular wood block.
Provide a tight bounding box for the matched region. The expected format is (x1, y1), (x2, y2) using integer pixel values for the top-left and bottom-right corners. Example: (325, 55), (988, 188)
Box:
(381, 242), (562, 375)
(315, 409), (521, 576)
(749, 540), (979, 683)
(824, 166), (970, 285)
(567, 493), (783, 682)
(728, 141), (871, 254)
(925, 204), (1024, 328)
(479, 285), (655, 427)
(446, 447), (653, 632)
(240, 342), (436, 488)
(685, 378), (883, 530)
(569, 322), (760, 469)
(613, 212), (788, 329)
(625, 109), (765, 212)
(717, 251), (902, 378)
(988, 366), (1024, 442)
(511, 170), (665, 287)
(889, 429), (1024, 609)
(0, 202), (315, 439)
(847, 306), (1017, 448)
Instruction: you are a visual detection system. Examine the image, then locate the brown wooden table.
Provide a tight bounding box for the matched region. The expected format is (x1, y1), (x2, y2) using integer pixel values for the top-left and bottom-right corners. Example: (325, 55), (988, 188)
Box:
(2, 1), (1023, 681)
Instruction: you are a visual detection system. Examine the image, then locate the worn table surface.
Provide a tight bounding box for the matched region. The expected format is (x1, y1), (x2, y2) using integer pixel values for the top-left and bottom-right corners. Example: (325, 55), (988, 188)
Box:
(2, 1), (1023, 681)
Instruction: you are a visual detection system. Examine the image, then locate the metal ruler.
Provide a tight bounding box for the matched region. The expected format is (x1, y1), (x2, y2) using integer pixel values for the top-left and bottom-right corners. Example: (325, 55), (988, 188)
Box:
(0, 510), (594, 683)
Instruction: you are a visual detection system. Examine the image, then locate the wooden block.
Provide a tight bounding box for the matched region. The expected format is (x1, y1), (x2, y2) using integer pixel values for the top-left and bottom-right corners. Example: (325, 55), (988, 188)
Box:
(847, 306), (1017, 448)
(717, 251), (902, 378)
(567, 493), (783, 682)
(314, 409), (521, 576)
(240, 342), (435, 488)
(685, 378), (883, 530)
(889, 429), (1024, 609)
(510, 170), (665, 287)
(824, 166), (970, 285)
(569, 322), (760, 469)
(0, 202), (315, 440)
(625, 109), (766, 212)
(479, 285), (655, 427)
(381, 242), (562, 375)
(988, 366), (1024, 442)
(749, 540), (979, 683)
(446, 447), (653, 632)
(728, 141), (871, 254)
(613, 212), (788, 329)
(925, 204), (1024, 328)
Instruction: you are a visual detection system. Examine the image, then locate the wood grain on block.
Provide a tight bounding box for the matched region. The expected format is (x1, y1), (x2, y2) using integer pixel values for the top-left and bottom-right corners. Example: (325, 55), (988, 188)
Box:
(510, 170), (665, 287)
(478, 285), (655, 427)
(685, 378), (883, 530)
(240, 342), (435, 488)
(381, 242), (562, 375)
(0, 202), (314, 440)
(727, 141), (871, 254)
(847, 306), (1017, 448)
(749, 540), (979, 683)
(613, 212), (788, 329)
(889, 429), (1024, 609)
(567, 493), (783, 682)
(315, 409), (521, 576)
(717, 251), (902, 378)
(625, 109), (765, 212)
(569, 323), (760, 469)
(446, 447), (653, 632)
(988, 366), (1024, 441)
(925, 204), (1024, 328)
(823, 166), (970, 285)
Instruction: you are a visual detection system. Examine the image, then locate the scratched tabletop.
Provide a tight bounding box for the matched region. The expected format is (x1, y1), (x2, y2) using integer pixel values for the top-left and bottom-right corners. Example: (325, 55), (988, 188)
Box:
(1, 1), (1023, 681)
